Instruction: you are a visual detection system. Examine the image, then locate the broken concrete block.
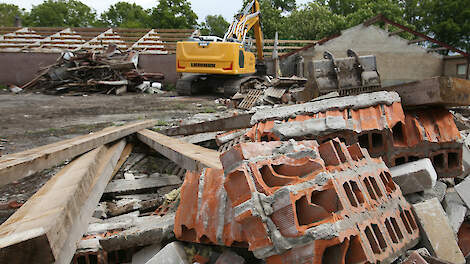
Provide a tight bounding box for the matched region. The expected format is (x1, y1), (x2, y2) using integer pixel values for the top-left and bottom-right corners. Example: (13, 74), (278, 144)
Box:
(132, 243), (162, 264)
(443, 191), (467, 234)
(104, 175), (182, 195)
(455, 177), (470, 209)
(215, 250), (245, 264)
(402, 250), (428, 264)
(412, 198), (465, 264)
(145, 241), (189, 264)
(390, 158), (437, 194)
(99, 212), (175, 251)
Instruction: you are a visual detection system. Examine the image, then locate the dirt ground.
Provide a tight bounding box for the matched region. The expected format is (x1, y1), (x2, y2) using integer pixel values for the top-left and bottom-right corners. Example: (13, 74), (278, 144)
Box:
(0, 92), (221, 154)
(0, 92), (224, 222)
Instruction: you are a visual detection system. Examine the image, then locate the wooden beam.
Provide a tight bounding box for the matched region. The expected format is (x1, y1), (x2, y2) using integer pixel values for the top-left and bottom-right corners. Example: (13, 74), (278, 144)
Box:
(0, 140), (126, 264)
(0, 120), (156, 187)
(427, 46), (449, 52)
(137, 129), (222, 171)
(389, 29), (405, 36)
(161, 113), (252, 136)
(408, 38), (426, 44)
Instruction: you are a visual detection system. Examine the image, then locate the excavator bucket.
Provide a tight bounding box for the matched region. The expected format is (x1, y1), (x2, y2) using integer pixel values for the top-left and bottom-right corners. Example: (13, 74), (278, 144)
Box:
(313, 49), (381, 96)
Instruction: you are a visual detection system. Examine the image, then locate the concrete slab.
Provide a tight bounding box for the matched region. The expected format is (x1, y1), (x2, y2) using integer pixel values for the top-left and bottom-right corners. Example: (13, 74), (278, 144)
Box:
(390, 158), (437, 194)
(132, 243), (162, 264)
(412, 198), (465, 264)
(145, 241), (189, 264)
(455, 177), (470, 209)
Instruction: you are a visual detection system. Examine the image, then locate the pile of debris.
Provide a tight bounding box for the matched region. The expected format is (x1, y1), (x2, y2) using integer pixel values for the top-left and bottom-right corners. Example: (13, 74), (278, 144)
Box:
(233, 76), (309, 110)
(3, 85), (470, 263)
(21, 45), (164, 95)
(232, 50), (380, 110)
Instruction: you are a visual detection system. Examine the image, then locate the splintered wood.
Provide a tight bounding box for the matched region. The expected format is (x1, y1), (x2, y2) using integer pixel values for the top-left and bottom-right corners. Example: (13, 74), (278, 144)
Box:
(0, 140), (126, 264)
(0, 120), (156, 187)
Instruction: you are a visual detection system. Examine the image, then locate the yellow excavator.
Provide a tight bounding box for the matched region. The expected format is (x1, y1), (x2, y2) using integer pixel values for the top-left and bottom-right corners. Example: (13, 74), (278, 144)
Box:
(176, 0), (265, 96)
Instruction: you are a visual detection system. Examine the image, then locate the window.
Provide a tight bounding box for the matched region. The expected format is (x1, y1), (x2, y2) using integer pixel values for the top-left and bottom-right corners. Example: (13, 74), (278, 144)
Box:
(239, 50), (245, 68)
(457, 64), (467, 76)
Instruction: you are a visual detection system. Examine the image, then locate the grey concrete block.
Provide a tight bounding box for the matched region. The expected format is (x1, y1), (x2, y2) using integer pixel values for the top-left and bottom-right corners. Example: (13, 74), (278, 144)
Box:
(455, 177), (470, 209)
(146, 242), (189, 264)
(445, 202), (467, 234)
(390, 158), (437, 195)
(215, 250), (245, 264)
(132, 243), (162, 264)
(404, 181), (447, 204)
(412, 198), (465, 264)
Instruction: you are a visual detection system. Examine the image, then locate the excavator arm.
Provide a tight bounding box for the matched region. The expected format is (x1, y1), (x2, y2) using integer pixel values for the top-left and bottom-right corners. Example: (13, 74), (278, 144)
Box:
(223, 0), (264, 60)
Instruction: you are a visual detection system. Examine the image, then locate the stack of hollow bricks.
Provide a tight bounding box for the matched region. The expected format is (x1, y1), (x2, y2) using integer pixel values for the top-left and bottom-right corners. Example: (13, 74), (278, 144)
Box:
(174, 91), (441, 263)
(238, 91), (463, 178)
(175, 140), (419, 263)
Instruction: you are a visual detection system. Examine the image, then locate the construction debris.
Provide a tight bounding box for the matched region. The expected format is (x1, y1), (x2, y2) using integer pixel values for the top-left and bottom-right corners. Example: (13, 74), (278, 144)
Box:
(21, 46), (164, 95)
(2, 85), (470, 263)
(0, 140), (126, 264)
(389, 158), (437, 195)
(412, 198), (466, 264)
(233, 76), (309, 109)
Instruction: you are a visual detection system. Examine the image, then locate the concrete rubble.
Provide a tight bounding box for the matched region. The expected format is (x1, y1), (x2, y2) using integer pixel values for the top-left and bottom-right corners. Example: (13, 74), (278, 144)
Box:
(2, 87), (470, 264)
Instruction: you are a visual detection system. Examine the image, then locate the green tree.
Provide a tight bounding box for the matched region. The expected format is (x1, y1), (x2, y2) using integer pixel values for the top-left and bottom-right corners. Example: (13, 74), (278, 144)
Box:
(25, 0), (97, 27)
(283, 2), (346, 40)
(0, 4), (24, 27)
(419, 0), (470, 53)
(200, 15), (230, 37)
(149, 0), (198, 29)
(100, 2), (150, 28)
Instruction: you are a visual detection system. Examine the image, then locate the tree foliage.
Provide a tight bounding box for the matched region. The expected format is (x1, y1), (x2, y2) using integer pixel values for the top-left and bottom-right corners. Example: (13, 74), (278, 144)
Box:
(419, 0), (470, 53)
(200, 15), (230, 37)
(282, 3), (345, 40)
(100, 2), (150, 28)
(0, 4), (24, 27)
(149, 0), (198, 29)
(25, 0), (97, 27)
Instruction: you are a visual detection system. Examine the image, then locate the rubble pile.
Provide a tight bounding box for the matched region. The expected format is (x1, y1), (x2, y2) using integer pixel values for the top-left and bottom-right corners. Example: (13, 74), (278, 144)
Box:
(176, 139), (420, 263)
(21, 46), (164, 95)
(72, 147), (186, 263)
(3, 88), (470, 263)
(233, 76), (310, 109)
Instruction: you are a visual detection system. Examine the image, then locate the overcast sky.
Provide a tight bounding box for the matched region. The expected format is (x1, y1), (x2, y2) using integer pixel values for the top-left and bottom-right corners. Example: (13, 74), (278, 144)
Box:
(1, 0), (310, 22)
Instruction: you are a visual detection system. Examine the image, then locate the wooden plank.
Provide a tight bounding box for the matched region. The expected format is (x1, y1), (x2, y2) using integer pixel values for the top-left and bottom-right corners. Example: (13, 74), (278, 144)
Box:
(137, 129), (222, 171)
(104, 175), (182, 194)
(0, 140), (126, 264)
(0, 120), (156, 187)
(162, 113), (252, 136)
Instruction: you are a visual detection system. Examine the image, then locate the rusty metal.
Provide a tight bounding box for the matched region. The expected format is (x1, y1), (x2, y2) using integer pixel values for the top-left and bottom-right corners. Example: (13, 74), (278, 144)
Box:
(313, 50), (381, 96)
